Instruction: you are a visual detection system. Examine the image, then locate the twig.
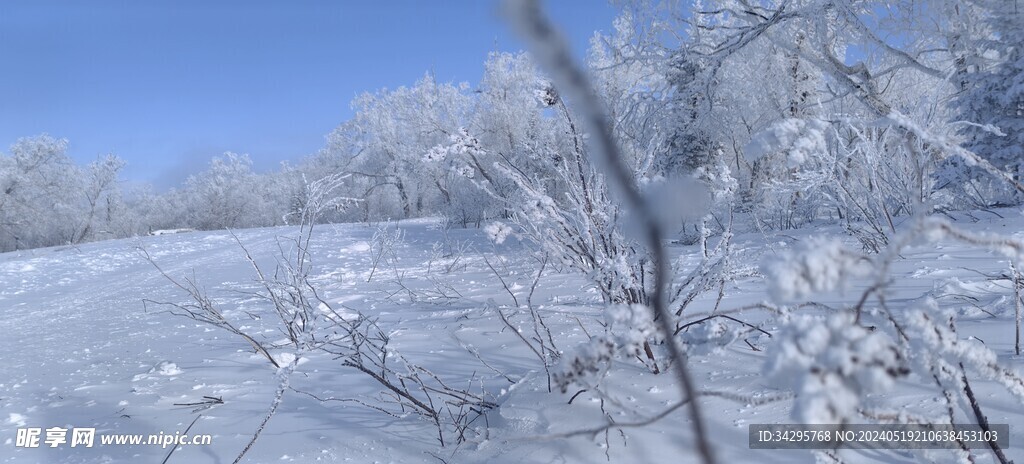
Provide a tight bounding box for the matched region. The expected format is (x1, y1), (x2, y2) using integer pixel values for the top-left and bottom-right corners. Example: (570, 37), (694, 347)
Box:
(1013, 263), (1022, 356)
(483, 254), (520, 308)
(959, 363), (1011, 464)
(232, 357), (299, 464)
(496, 304), (551, 390)
(674, 314), (773, 337)
(524, 399), (690, 441)
(172, 396), (224, 407)
(568, 389), (589, 404)
(161, 414), (202, 464)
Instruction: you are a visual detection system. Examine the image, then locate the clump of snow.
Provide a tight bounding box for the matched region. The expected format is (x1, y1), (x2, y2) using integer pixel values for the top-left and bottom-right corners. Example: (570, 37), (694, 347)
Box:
(423, 128), (486, 170)
(765, 313), (906, 424)
(762, 238), (867, 303)
(680, 319), (738, 356)
(744, 118), (828, 168)
(553, 337), (616, 393)
(148, 228), (195, 236)
(604, 304), (658, 350)
(153, 361), (183, 376)
(7, 413), (27, 427)
(484, 222), (514, 244)
(640, 175), (712, 234)
(272, 352), (306, 369)
(535, 79), (558, 107)
(423, 145), (448, 163)
(452, 164), (475, 178)
(347, 241), (372, 253)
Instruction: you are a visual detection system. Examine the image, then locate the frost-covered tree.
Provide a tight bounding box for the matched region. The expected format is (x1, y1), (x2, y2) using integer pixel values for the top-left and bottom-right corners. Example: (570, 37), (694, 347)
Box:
(0, 135), (81, 250)
(182, 153), (268, 230)
(462, 52), (554, 221)
(436, 51), (660, 307)
(343, 74), (473, 220)
(74, 154), (126, 244)
(950, 0), (1024, 205)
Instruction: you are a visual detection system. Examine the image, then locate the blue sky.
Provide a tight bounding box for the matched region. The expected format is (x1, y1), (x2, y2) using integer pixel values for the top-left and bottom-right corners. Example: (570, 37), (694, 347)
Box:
(0, 0), (620, 188)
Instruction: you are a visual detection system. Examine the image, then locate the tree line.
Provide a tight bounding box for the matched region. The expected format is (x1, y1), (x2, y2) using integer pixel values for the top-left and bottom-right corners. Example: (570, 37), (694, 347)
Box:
(2, 0), (1021, 253)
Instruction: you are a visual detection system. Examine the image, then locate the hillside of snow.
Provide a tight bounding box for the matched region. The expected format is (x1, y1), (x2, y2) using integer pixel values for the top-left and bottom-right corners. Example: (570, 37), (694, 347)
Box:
(1, 213), (1023, 463)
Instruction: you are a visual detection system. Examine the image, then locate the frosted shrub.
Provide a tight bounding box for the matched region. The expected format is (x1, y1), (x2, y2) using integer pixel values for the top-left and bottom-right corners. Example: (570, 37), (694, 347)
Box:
(554, 304), (657, 393)
(765, 313), (907, 424)
(753, 212), (1024, 462)
(742, 118), (832, 231)
(604, 304), (659, 351)
(554, 337), (617, 394)
(903, 299), (1024, 401)
(146, 174), (495, 456)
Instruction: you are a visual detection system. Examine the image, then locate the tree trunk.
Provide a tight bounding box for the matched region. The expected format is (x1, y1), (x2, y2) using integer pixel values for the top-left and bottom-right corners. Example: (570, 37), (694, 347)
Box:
(395, 179), (412, 218)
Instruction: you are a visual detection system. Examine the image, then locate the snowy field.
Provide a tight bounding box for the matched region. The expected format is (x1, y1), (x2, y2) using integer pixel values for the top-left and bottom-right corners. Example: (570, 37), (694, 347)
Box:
(4, 0), (1024, 463)
(1, 211), (1022, 464)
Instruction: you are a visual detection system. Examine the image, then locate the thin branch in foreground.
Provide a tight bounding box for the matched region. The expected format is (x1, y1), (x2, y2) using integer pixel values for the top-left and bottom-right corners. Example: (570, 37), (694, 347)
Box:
(503, 1), (715, 462)
(959, 363), (1011, 464)
(161, 414), (202, 464)
(1013, 262), (1022, 356)
(232, 356), (300, 464)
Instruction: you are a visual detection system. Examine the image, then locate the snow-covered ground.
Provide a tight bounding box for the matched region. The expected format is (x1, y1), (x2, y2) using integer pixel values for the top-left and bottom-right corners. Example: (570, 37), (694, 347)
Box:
(1, 213), (1022, 463)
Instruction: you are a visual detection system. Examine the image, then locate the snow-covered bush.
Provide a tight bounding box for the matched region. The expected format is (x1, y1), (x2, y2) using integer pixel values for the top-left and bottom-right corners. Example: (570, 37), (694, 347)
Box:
(145, 174), (495, 459)
(483, 221), (514, 245)
(425, 56), (658, 310)
(757, 210), (1024, 462)
(554, 304), (658, 391)
(766, 313), (907, 423)
(902, 298), (1024, 402)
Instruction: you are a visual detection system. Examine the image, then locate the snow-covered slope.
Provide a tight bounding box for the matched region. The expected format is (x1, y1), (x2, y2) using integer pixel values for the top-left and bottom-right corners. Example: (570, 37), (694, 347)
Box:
(1, 214), (1022, 463)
